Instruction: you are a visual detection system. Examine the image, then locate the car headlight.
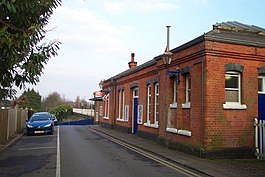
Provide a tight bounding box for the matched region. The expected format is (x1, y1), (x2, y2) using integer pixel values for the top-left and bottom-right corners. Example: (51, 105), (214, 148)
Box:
(27, 124), (33, 128)
(44, 123), (52, 127)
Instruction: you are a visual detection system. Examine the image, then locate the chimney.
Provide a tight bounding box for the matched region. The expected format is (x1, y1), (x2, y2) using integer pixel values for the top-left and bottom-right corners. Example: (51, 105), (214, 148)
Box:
(128, 53), (137, 69)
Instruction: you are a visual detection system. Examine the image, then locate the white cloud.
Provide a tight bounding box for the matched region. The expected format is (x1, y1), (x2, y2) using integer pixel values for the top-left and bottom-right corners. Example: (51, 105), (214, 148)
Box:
(46, 6), (129, 55)
(103, 1), (125, 14)
(103, 0), (179, 14)
(192, 0), (208, 5)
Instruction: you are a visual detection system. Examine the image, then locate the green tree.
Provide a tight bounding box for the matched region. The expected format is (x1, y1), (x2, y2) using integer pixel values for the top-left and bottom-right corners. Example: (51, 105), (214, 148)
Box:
(49, 104), (72, 120)
(19, 89), (41, 111)
(41, 91), (62, 111)
(0, 0), (61, 100)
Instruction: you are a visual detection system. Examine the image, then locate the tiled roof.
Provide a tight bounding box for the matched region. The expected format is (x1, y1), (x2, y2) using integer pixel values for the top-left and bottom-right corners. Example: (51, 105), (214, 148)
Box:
(213, 21), (265, 35)
(205, 21), (265, 48)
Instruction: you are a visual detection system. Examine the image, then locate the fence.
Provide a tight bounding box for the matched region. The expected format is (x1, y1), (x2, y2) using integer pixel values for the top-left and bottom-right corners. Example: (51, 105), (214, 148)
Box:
(72, 108), (94, 117)
(58, 118), (94, 126)
(0, 108), (29, 144)
(254, 118), (265, 160)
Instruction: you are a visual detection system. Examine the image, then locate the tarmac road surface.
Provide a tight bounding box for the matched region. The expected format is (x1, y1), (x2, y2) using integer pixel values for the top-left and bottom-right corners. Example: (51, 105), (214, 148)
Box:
(0, 125), (207, 177)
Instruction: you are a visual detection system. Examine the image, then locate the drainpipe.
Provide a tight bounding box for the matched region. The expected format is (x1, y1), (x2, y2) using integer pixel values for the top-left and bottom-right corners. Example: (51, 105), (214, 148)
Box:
(112, 79), (117, 129)
(200, 46), (205, 158)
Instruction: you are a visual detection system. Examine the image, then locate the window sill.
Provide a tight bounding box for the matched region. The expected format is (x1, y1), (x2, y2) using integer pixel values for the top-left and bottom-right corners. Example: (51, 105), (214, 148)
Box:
(182, 102), (190, 109)
(144, 122), (158, 128)
(103, 117), (109, 120)
(178, 130), (192, 137)
(166, 127), (178, 134)
(223, 103), (247, 110)
(151, 124), (159, 128)
(166, 127), (192, 137)
(144, 122), (150, 126)
(116, 118), (125, 122)
(170, 103), (177, 109)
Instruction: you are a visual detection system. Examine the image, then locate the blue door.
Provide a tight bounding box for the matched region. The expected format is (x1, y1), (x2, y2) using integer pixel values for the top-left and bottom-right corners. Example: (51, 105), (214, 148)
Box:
(133, 97), (138, 134)
(258, 94), (265, 120)
(258, 77), (265, 120)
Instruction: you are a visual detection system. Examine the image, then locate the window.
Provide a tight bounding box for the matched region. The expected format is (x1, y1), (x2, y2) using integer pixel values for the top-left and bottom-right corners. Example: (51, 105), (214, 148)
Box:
(117, 90), (125, 121)
(133, 88), (138, 97)
(154, 83), (159, 126)
(167, 79), (178, 131)
(258, 76), (265, 94)
(138, 105), (143, 124)
(174, 80), (178, 103)
(225, 72), (240, 102)
(103, 93), (110, 118)
(170, 78), (178, 108)
(99, 106), (102, 116)
(118, 90), (121, 118)
(146, 85), (151, 124)
(186, 74), (191, 102)
(182, 74), (191, 108)
(122, 90), (125, 119)
(124, 105), (129, 121)
(223, 71), (246, 109)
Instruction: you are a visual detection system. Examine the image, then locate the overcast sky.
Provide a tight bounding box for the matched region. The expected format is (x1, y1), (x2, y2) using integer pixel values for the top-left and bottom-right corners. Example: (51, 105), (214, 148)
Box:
(19, 0), (265, 101)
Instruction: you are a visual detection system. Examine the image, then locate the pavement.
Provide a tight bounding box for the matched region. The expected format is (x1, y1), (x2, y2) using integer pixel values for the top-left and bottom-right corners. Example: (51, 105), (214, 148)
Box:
(91, 125), (265, 177)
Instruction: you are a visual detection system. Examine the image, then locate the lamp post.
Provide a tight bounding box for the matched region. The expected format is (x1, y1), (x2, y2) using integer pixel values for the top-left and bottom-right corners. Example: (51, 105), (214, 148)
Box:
(162, 26), (173, 131)
(163, 47), (173, 130)
(162, 26), (180, 130)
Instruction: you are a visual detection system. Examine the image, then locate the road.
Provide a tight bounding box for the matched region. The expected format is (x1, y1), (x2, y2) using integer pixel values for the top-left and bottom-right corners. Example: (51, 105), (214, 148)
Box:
(0, 126), (205, 177)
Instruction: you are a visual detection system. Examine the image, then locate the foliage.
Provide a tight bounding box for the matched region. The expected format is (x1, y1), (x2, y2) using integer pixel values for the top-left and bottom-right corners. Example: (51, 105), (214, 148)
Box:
(49, 104), (72, 120)
(19, 89), (41, 111)
(41, 91), (62, 111)
(0, 0), (61, 100)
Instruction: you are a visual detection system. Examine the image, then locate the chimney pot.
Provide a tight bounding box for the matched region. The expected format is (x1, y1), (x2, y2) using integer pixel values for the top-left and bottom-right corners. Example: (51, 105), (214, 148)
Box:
(128, 52), (137, 69)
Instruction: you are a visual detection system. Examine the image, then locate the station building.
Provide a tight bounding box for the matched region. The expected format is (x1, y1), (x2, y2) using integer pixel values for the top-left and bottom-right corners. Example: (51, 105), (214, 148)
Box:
(91, 21), (265, 158)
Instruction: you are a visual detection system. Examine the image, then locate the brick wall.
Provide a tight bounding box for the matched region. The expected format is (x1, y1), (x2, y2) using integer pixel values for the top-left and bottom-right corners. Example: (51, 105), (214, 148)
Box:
(203, 40), (265, 151)
(98, 34), (265, 157)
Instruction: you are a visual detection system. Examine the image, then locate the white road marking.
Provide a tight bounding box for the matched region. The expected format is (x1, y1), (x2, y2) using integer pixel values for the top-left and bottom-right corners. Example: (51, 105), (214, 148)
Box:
(56, 126), (61, 177)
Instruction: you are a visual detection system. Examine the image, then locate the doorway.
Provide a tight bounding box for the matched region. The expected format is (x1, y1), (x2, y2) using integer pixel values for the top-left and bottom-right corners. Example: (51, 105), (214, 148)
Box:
(132, 88), (139, 134)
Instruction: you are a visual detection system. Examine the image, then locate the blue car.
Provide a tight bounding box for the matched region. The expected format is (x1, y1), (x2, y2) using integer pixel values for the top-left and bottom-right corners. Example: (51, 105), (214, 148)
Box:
(26, 112), (54, 135)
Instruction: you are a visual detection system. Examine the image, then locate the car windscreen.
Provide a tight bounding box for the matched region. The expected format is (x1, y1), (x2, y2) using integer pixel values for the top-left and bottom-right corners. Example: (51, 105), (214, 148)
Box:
(30, 114), (50, 122)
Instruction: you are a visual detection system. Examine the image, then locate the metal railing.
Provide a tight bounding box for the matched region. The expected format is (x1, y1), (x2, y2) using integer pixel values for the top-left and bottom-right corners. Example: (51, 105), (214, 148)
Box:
(254, 118), (265, 160)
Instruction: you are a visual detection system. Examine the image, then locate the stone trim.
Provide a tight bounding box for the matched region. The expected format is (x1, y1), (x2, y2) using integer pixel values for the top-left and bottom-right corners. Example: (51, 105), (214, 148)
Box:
(181, 66), (191, 75)
(225, 63), (244, 72)
(130, 82), (139, 89)
(146, 80), (151, 85)
(258, 66), (265, 75)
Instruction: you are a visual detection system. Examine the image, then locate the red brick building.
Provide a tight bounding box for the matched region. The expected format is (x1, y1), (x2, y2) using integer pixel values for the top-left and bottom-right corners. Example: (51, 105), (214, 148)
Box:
(92, 21), (265, 158)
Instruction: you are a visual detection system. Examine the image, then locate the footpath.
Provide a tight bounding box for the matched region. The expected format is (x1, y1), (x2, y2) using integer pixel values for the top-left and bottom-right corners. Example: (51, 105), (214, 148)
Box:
(92, 125), (265, 177)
